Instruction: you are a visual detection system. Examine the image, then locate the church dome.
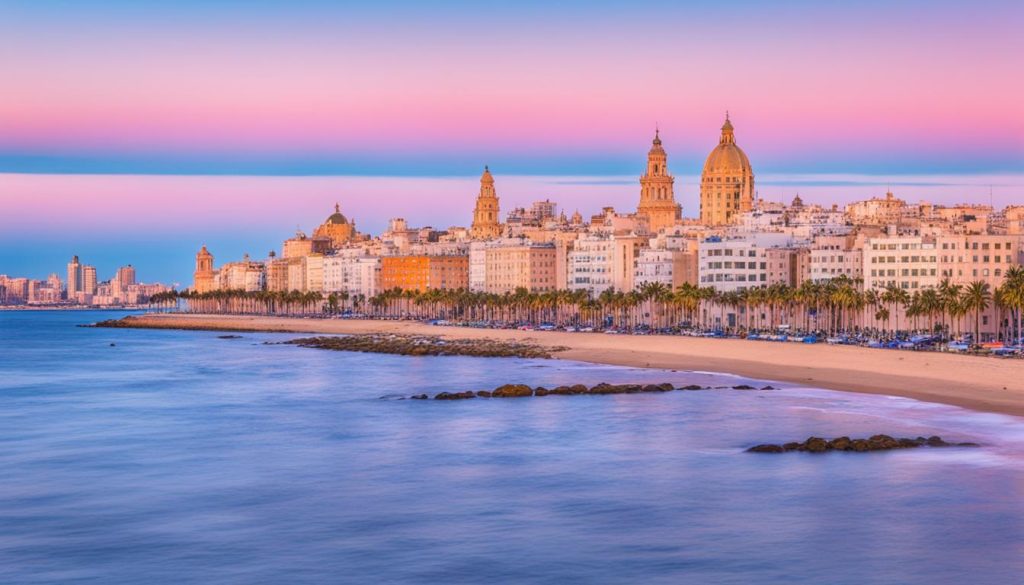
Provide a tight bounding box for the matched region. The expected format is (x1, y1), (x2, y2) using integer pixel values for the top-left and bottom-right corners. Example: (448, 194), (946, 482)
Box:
(325, 203), (349, 225)
(702, 115), (751, 175)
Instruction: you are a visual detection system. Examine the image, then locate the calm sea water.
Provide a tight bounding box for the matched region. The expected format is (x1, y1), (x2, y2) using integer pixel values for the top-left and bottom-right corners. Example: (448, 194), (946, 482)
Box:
(1, 311), (1023, 584)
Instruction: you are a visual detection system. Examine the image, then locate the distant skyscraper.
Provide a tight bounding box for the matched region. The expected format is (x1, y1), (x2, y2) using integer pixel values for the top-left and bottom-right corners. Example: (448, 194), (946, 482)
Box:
(66, 255), (82, 299)
(117, 265), (137, 287)
(82, 265), (97, 295)
(471, 166), (501, 240)
(636, 129), (681, 233)
(700, 114), (755, 226)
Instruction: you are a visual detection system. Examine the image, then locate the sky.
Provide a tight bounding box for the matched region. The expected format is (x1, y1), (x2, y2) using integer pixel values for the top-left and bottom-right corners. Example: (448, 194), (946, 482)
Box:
(1, 0), (1023, 284)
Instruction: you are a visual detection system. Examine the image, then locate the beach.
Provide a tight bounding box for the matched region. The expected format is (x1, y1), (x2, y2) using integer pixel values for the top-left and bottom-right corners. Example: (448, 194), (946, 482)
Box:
(110, 313), (1024, 417)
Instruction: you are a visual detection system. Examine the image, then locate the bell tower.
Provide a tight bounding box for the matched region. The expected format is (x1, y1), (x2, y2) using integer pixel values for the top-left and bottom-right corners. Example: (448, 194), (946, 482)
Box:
(636, 129), (681, 233)
(470, 166), (502, 239)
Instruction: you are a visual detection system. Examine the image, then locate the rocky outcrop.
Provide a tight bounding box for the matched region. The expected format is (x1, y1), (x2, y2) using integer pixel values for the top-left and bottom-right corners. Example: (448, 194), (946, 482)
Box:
(283, 334), (565, 359)
(491, 384), (534, 397)
(747, 435), (980, 453)
(409, 380), (780, 401)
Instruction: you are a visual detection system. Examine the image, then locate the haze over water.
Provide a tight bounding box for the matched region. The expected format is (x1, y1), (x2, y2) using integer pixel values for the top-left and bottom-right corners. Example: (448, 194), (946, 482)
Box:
(2, 311), (1023, 584)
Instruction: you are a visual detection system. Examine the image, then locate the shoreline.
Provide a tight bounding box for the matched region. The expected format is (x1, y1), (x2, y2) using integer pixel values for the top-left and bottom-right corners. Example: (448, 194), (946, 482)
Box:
(101, 313), (1024, 418)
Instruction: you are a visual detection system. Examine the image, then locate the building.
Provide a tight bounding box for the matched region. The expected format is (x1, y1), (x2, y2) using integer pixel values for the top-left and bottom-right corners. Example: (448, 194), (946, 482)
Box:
(862, 235), (938, 291)
(484, 242), (557, 294)
(193, 246), (216, 293)
(470, 166), (501, 240)
(809, 235), (865, 284)
(698, 233), (794, 292)
(282, 231), (331, 259)
(116, 265), (136, 287)
(218, 255), (265, 291)
(380, 255), (469, 292)
(568, 234), (645, 297)
(82, 265), (98, 295)
(323, 253), (381, 299)
(636, 130), (681, 233)
(66, 255), (82, 299)
(313, 203), (359, 248)
(845, 191), (907, 227)
(937, 234), (1022, 288)
(699, 114), (755, 226)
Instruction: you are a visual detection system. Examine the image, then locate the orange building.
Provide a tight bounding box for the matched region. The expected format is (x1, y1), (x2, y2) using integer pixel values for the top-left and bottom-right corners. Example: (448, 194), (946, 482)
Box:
(380, 255), (469, 292)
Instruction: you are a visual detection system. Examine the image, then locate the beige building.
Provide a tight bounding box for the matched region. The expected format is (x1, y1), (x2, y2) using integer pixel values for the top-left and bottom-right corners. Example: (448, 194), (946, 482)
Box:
(938, 234), (1022, 288)
(863, 235), (938, 291)
(193, 246), (216, 293)
(636, 130), (681, 233)
(809, 235), (865, 284)
(484, 243), (557, 294)
(470, 166), (501, 240)
(380, 255), (469, 292)
(313, 203), (359, 248)
(283, 231), (331, 259)
(700, 115), (755, 226)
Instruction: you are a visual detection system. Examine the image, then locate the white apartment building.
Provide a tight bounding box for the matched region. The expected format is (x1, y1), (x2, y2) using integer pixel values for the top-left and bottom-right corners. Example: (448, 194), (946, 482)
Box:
(809, 235), (864, 283)
(568, 234), (645, 296)
(862, 235), (938, 291)
(323, 253), (381, 299)
(698, 233), (794, 292)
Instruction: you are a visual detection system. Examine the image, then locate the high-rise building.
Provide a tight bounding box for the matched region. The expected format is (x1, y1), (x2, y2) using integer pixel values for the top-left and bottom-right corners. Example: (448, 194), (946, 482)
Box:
(66, 255), (82, 299)
(82, 265), (98, 295)
(116, 265), (137, 287)
(700, 114), (755, 226)
(470, 166), (501, 240)
(636, 130), (681, 233)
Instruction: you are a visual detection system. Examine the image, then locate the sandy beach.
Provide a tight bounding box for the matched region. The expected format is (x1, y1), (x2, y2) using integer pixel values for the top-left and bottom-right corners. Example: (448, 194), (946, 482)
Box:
(110, 313), (1024, 417)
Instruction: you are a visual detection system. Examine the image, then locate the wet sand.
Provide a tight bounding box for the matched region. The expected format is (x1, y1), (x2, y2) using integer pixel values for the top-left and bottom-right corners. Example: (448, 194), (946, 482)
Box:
(109, 313), (1024, 417)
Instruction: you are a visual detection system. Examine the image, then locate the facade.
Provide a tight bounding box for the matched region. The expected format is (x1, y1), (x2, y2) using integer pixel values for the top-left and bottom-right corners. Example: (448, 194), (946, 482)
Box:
(218, 255), (265, 291)
(636, 130), (681, 233)
(323, 253), (381, 299)
(937, 234), (1022, 288)
(380, 255), (469, 292)
(567, 234), (644, 297)
(82, 266), (97, 295)
(484, 243), (557, 294)
(698, 233), (794, 292)
(809, 235), (864, 283)
(470, 166), (501, 240)
(700, 115), (755, 226)
(862, 235), (938, 291)
(635, 247), (698, 291)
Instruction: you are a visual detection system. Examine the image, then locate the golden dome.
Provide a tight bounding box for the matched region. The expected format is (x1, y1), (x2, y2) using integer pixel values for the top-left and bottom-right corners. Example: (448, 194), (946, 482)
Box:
(325, 203), (349, 225)
(702, 114), (752, 175)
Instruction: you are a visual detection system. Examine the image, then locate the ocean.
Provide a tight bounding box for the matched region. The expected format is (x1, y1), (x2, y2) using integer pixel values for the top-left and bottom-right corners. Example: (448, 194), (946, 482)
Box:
(1, 310), (1022, 584)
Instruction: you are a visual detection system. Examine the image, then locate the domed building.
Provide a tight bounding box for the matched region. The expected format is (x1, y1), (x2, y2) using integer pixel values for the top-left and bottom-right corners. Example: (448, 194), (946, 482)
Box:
(699, 114), (755, 226)
(636, 129), (681, 233)
(313, 203), (358, 248)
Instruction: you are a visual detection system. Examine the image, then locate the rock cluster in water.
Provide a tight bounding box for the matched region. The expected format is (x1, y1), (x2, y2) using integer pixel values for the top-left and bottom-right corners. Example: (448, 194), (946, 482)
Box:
(286, 334), (563, 359)
(747, 435), (980, 453)
(401, 382), (775, 401)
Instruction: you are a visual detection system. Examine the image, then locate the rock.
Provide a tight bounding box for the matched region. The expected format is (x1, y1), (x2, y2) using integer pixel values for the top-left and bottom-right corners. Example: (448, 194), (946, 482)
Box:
(569, 384), (589, 394)
(588, 383), (616, 394)
(658, 382), (675, 391)
(867, 434), (900, 450)
(828, 436), (851, 451)
(761, 385), (776, 390)
(732, 384), (757, 390)
(549, 386), (573, 395)
(642, 384), (670, 393)
(476, 390), (492, 398)
(783, 442), (802, 451)
(803, 437), (830, 453)
(679, 384), (704, 391)
(435, 391), (476, 400)
(956, 442), (981, 447)
(109, 343), (116, 347)
(747, 444), (785, 453)
(217, 335), (243, 339)
(409, 394), (429, 400)
(926, 435), (947, 447)
(492, 384), (533, 398)
(534, 387), (550, 397)
(848, 439), (869, 452)
(898, 438), (920, 448)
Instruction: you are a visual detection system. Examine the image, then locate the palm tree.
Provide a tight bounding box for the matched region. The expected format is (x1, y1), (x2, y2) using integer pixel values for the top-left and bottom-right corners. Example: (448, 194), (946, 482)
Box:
(961, 280), (992, 344)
